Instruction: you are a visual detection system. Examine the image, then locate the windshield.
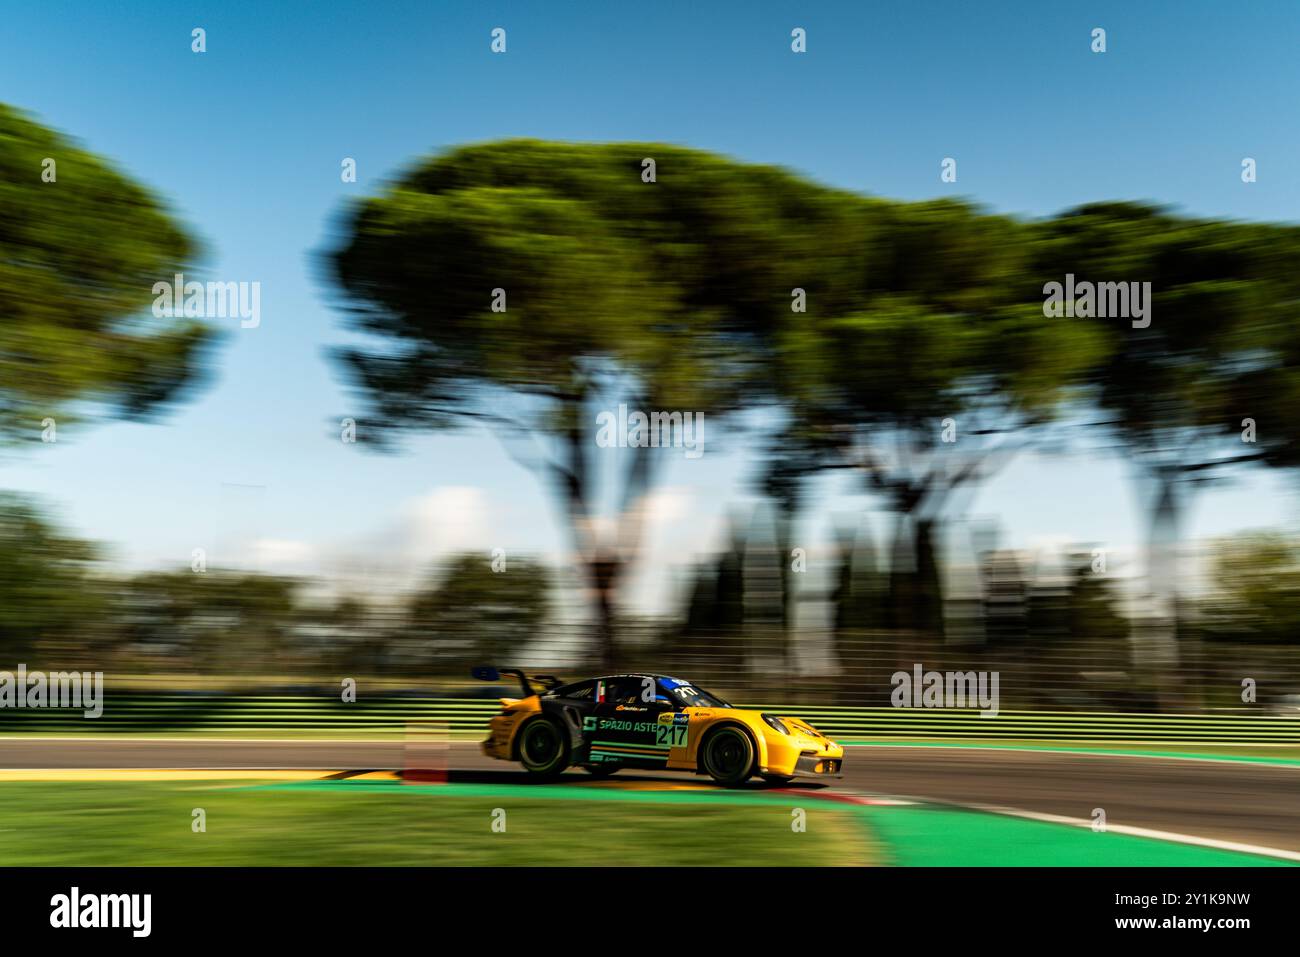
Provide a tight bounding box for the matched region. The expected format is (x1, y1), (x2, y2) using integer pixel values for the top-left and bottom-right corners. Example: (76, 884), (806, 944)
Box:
(662, 679), (731, 709)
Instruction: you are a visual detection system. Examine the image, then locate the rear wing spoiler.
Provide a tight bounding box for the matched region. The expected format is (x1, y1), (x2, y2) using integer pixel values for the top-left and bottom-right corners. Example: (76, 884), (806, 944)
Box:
(471, 666), (563, 698)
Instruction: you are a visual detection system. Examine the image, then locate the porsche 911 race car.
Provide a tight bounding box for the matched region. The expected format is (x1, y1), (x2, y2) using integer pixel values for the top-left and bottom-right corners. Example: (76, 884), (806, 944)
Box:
(474, 667), (843, 787)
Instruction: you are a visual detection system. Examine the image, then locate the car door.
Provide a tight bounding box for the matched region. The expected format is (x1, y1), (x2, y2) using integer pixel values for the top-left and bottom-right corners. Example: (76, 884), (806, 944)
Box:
(585, 676), (675, 766)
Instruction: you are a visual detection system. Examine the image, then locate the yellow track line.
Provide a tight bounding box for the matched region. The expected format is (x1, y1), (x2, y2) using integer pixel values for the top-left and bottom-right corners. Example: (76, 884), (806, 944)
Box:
(0, 768), (335, 782)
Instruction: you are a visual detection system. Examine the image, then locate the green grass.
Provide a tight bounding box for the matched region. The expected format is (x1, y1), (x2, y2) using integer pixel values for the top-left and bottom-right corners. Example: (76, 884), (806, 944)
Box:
(855, 804), (1298, 867)
(0, 780), (874, 866)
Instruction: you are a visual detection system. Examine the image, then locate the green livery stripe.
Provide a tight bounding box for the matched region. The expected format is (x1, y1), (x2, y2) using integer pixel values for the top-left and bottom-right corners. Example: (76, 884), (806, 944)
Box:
(591, 756), (668, 765)
(590, 750), (668, 759)
(591, 748), (668, 759)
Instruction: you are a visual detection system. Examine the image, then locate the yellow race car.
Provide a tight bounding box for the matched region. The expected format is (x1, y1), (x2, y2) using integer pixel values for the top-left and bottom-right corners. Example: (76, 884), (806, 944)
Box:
(475, 668), (843, 787)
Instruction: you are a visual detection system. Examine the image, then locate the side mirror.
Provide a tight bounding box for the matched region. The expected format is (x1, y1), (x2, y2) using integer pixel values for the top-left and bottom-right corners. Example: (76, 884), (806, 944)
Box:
(471, 666), (500, 682)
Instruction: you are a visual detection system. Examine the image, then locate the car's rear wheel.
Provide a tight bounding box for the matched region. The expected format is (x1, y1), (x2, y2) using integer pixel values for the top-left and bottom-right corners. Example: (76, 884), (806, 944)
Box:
(517, 717), (569, 778)
(582, 763), (620, 777)
(700, 726), (755, 787)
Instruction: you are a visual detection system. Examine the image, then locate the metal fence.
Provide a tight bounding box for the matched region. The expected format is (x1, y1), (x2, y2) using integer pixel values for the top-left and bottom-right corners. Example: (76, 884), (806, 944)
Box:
(2, 694), (1296, 742)
(504, 625), (1300, 713)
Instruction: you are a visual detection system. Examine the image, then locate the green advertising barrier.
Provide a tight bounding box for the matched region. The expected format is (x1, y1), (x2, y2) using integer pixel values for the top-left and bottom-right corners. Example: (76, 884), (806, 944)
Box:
(1, 695), (1296, 742)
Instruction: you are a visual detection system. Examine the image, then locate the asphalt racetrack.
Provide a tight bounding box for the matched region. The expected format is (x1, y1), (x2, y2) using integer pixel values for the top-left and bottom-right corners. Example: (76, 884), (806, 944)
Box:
(1, 737), (1297, 857)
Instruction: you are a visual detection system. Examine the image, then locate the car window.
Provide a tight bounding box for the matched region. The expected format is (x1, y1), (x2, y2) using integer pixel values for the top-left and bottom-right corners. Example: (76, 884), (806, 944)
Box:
(601, 677), (646, 705)
(661, 679), (730, 709)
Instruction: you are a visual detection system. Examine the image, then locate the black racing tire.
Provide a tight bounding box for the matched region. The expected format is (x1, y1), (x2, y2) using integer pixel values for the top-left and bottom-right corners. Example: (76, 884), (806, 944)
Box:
(700, 726), (756, 787)
(582, 764), (620, 778)
(516, 717), (570, 778)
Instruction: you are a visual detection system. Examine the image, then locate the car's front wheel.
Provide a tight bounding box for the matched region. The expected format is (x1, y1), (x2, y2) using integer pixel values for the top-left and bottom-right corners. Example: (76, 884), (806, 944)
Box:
(517, 717), (569, 778)
(700, 726), (755, 787)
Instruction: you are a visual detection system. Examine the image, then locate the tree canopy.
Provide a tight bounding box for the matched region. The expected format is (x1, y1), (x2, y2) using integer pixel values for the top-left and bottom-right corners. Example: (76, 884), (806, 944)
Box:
(328, 139), (860, 665)
(0, 103), (213, 438)
(329, 138), (1300, 659)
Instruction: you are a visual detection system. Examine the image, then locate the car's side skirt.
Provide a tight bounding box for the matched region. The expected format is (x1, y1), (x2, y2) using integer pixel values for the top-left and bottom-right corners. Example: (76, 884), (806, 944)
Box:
(586, 740), (670, 766)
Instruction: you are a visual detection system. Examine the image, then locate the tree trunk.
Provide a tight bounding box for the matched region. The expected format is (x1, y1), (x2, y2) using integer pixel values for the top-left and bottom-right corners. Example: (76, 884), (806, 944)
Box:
(592, 555), (618, 673)
(914, 517), (944, 639)
(1147, 473), (1183, 637)
(886, 510), (945, 638)
(1144, 470), (1187, 708)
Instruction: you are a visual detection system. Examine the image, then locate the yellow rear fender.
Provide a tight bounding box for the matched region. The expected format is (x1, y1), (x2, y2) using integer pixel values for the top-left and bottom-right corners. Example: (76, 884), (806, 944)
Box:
(493, 695), (540, 761)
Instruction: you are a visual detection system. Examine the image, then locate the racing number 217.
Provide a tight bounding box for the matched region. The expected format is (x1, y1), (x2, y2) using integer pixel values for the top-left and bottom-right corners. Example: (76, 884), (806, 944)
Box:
(656, 724), (687, 747)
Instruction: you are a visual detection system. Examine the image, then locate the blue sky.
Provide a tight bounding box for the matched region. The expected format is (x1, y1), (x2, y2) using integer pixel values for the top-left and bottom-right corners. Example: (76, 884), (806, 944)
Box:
(2, 0), (1296, 611)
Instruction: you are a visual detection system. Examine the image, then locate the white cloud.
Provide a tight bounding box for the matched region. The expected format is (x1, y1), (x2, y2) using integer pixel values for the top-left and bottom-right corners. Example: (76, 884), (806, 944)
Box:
(641, 486), (691, 527)
(250, 538), (314, 570)
(401, 486), (492, 563)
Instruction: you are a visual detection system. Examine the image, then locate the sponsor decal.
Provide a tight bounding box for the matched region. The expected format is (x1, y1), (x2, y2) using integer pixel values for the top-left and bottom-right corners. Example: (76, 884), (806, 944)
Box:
(598, 718), (664, 733)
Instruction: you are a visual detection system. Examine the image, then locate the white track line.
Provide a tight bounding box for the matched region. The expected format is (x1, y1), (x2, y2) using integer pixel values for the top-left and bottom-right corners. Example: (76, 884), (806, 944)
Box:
(938, 799), (1300, 863)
